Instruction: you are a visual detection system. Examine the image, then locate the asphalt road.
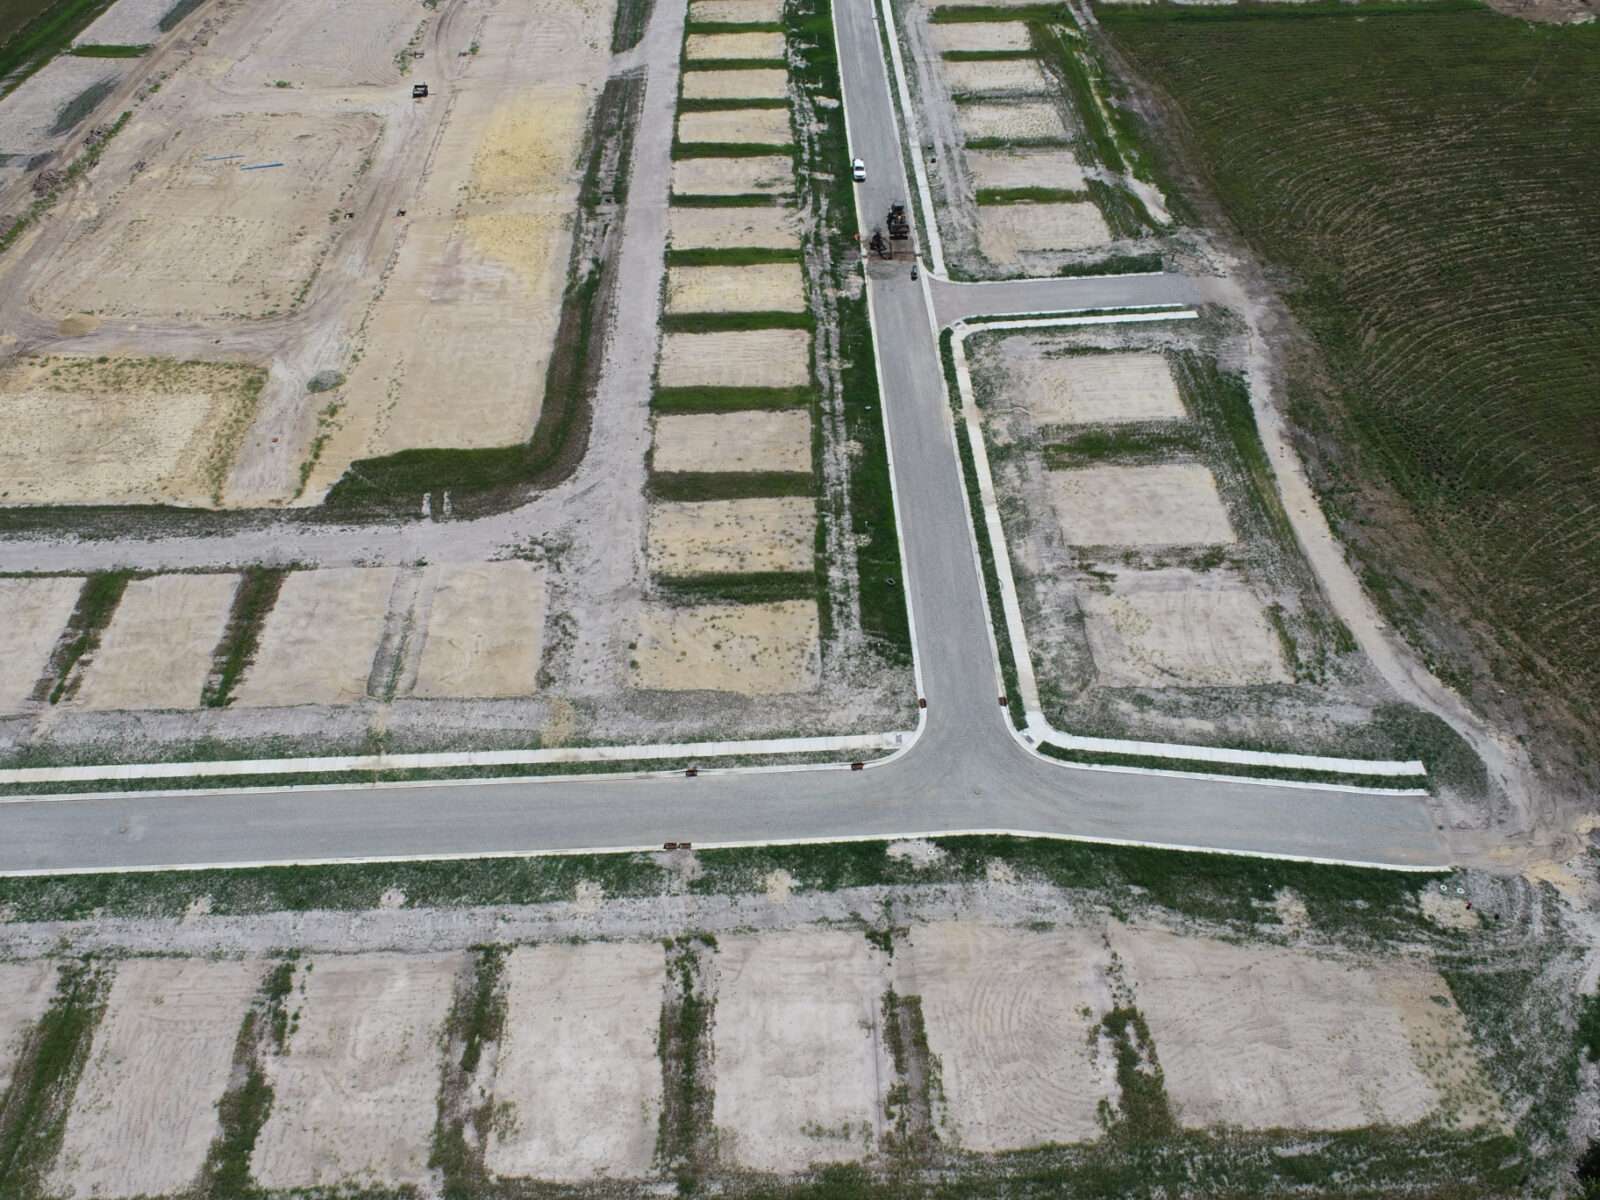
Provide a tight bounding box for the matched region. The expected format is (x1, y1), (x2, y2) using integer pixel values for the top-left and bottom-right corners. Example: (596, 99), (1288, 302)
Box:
(0, 0), (1449, 876)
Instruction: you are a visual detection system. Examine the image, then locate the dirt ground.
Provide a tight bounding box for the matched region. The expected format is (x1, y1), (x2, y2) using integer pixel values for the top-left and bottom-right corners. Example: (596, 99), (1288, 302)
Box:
(0, 577), (79, 711)
(232, 567), (396, 707)
(975, 201), (1110, 262)
(678, 107), (794, 145)
(648, 497), (815, 575)
(690, 0), (785, 21)
(73, 573), (238, 711)
(684, 31), (786, 59)
(966, 147), (1086, 192)
(658, 328), (812, 388)
(252, 952), (459, 1190)
(0, 961), (56, 1096)
(50, 958), (261, 1199)
(0, 56), (126, 156)
(73, 0), (174, 46)
(712, 930), (889, 1173)
(1048, 463), (1235, 547)
(929, 22), (1032, 53)
(1007, 348), (1184, 426)
(681, 67), (790, 101)
(665, 262), (806, 313)
(672, 154), (795, 195)
(669, 204), (800, 249)
(632, 600), (821, 693)
(958, 100), (1065, 143)
(653, 409), (812, 473)
(485, 942), (665, 1181)
(218, 0), (423, 90)
(942, 58), (1049, 96)
(412, 561), (547, 700)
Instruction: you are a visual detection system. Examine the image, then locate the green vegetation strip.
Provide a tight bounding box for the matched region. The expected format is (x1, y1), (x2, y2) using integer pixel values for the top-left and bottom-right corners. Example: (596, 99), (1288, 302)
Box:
(975, 186), (1090, 205)
(656, 937), (715, 1187)
(429, 947), (508, 1194)
(671, 140), (794, 158)
(1033, 22), (1124, 174)
(940, 49), (1035, 61)
(1042, 423), (1201, 467)
(0, 0), (116, 98)
(1057, 251), (1163, 276)
(1038, 742), (1427, 792)
(670, 191), (790, 206)
(0, 111), (129, 257)
(685, 20), (784, 33)
(965, 135), (1071, 150)
(197, 960), (293, 1198)
(666, 246), (800, 266)
(647, 470), (813, 501)
(611, 0), (655, 52)
(157, 0), (207, 32)
(68, 42), (148, 56)
(681, 56), (788, 70)
(201, 567), (288, 708)
(1085, 177), (1152, 238)
(37, 571), (129, 705)
(931, 4), (1069, 21)
(655, 570), (817, 604)
(652, 385), (811, 412)
(677, 96), (789, 112)
(660, 309), (812, 333)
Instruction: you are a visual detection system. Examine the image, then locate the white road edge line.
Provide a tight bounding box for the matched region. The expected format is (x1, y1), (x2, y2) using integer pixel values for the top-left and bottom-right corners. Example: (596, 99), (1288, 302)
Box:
(875, 0), (945, 274)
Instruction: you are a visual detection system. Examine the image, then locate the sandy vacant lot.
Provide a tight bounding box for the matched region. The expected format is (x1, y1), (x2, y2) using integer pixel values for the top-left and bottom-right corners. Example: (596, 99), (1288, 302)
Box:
(412, 561), (547, 700)
(648, 497), (815, 575)
(0, 576), (79, 712)
(658, 328), (811, 388)
(959, 101), (1066, 143)
(1048, 463), (1235, 547)
(1015, 349), (1184, 426)
(976, 202), (1110, 262)
(670, 204), (800, 250)
(254, 953), (459, 1190)
(896, 923), (1116, 1150)
(941, 58), (1049, 95)
(672, 154), (795, 195)
(714, 931), (888, 1172)
(681, 68), (789, 101)
(74, 0), (174, 46)
(74, 572), (238, 711)
(51, 958), (260, 1200)
(665, 263), (806, 313)
(0, 356), (266, 507)
(654, 409), (812, 473)
(930, 22), (1033, 53)
(233, 568), (396, 707)
(691, 0), (785, 21)
(220, 0), (421, 89)
(1079, 573), (1290, 688)
(0, 962), (56, 1096)
(0, 56), (124, 155)
(967, 148), (1087, 192)
(678, 107), (793, 145)
(685, 31), (786, 59)
(633, 600), (820, 693)
(486, 943), (665, 1181)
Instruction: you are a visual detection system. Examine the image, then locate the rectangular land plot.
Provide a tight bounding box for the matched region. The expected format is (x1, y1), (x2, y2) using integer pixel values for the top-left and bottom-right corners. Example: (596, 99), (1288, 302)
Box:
(74, 0), (175, 46)
(713, 931), (888, 1172)
(1048, 463), (1235, 547)
(232, 568), (396, 706)
(254, 953), (459, 1190)
(968, 148), (1087, 193)
(648, 496), (815, 575)
(220, 0), (422, 88)
(0, 962), (57, 1096)
(672, 154), (794, 196)
(633, 601), (820, 693)
(678, 107), (793, 145)
(669, 204), (800, 250)
(1018, 349), (1184, 426)
(895, 923), (1115, 1151)
(931, 22), (1032, 54)
(0, 577), (80, 712)
(665, 263), (806, 313)
(485, 943), (665, 1181)
(74, 573), (238, 710)
(412, 561), (547, 700)
(1079, 571), (1290, 688)
(51, 959), (261, 1200)
(942, 58), (1049, 95)
(658, 328), (811, 388)
(976, 202), (1110, 261)
(691, 0), (785, 21)
(959, 101), (1066, 143)
(685, 31), (786, 59)
(653, 409), (812, 473)
(681, 68), (789, 102)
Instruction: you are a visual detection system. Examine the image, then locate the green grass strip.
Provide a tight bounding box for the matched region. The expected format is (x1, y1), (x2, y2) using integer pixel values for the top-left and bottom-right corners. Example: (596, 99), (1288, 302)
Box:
(685, 20), (783, 32)
(655, 570), (817, 604)
(1043, 423), (1202, 467)
(976, 186), (1091, 204)
(202, 567), (288, 708)
(157, 0), (207, 32)
(1056, 251), (1163, 276)
(677, 96), (789, 112)
(68, 42), (149, 55)
(661, 310), (812, 332)
(1101, 0), (1482, 23)
(611, 0), (654, 52)
(648, 471), (814, 501)
(666, 246), (800, 266)
(941, 49), (1035, 61)
(681, 57), (788, 70)
(965, 135), (1071, 150)
(1085, 177), (1152, 238)
(672, 140), (794, 158)
(931, 4), (1068, 21)
(40, 571), (130, 704)
(1038, 742), (1427, 792)
(670, 192), (789, 206)
(0, 0), (116, 98)
(652, 386), (811, 412)
(1, 110), (130, 256)
(1033, 22), (1125, 174)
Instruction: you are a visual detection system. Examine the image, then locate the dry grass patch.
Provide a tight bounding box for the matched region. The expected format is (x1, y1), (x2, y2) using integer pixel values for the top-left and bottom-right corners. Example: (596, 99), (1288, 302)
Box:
(1047, 463), (1235, 547)
(690, 0), (785, 22)
(658, 328), (811, 388)
(73, 573), (238, 711)
(681, 67), (789, 102)
(975, 202), (1111, 262)
(967, 147), (1086, 193)
(1016, 349), (1183, 426)
(930, 22), (1032, 53)
(653, 409), (812, 473)
(669, 204), (800, 250)
(412, 561), (546, 700)
(0, 577), (80, 711)
(685, 30), (786, 59)
(632, 600), (820, 693)
(672, 154), (794, 196)
(678, 106), (793, 146)
(942, 58), (1048, 95)
(232, 568), (395, 707)
(648, 496), (815, 575)
(959, 100), (1065, 143)
(665, 263), (805, 313)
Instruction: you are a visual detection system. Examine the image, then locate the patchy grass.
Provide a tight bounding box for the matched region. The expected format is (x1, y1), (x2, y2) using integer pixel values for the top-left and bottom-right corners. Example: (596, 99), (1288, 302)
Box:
(48, 76), (117, 135)
(0, 0), (116, 98)
(672, 140), (794, 158)
(0, 111), (130, 257)
(667, 246), (801, 266)
(671, 191), (790, 206)
(656, 570), (817, 605)
(611, 0), (655, 52)
(661, 309), (813, 333)
(656, 937), (715, 1187)
(68, 42), (149, 56)
(975, 186), (1090, 205)
(157, 0), (207, 32)
(678, 96), (789, 112)
(429, 948), (508, 1197)
(648, 470), (814, 500)
(685, 19), (784, 33)
(653, 384), (812, 412)
(201, 567), (288, 708)
(1037, 741), (1427, 793)
(931, 4), (1070, 22)
(940, 48), (1035, 61)
(37, 571), (130, 705)
(683, 56), (788, 70)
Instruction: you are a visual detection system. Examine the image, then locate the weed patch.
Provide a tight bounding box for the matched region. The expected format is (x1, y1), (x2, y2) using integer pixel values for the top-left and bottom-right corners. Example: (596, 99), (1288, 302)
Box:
(648, 470), (814, 500)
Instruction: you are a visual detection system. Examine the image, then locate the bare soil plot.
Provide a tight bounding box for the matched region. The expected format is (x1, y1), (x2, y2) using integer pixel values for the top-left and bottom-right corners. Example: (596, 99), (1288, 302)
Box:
(0, 57), (124, 155)
(653, 409), (812, 473)
(1015, 350), (1184, 426)
(632, 600), (820, 693)
(896, 922), (1115, 1150)
(412, 561), (547, 700)
(665, 262), (806, 313)
(0, 357), (266, 507)
(74, 573), (239, 710)
(485, 942), (665, 1182)
(1078, 571), (1290, 688)
(0, 962), (56, 1096)
(975, 202), (1110, 261)
(669, 204), (800, 249)
(1048, 464), (1235, 547)
(74, 0), (174, 46)
(647, 497), (815, 574)
(967, 148), (1087, 192)
(253, 953), (459, 1190)
(672, 154), (794, 196)
(713, 931), (889, 1172)
(50, 958), (261, 1200)
(1114, 926), (1483, 1130)
(958, 101), (1065, 143)
(0, 577), (80, 712)
(678, 107), (793, 145)
(232, 567), (396, 707)
(658, 328), (811, 388)
(690, 0), (786, 21)
(685, 31), (786, 59)
(942, 59), (1049, 96)
(219, 0), (422, 89)
(36, 111), (382, 321)
(929, 22), (1033, 53)
(681, 67), (790, 102)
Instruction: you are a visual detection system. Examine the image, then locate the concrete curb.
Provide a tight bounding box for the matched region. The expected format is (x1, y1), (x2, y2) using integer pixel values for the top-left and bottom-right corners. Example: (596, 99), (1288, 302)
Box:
(875, 0), (945, 274)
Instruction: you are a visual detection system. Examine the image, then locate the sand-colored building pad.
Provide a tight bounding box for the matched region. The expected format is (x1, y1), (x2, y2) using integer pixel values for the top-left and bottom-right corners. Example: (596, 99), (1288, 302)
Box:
(681, 68), (789, 102)
(685, 31), (786, 59)
(895, 923), (1115, 1150)
(1048, 463), (1235, 547)
(653, 409), (812, 474)
(232, 568), (396, 707)
(976, 202), (1111, 262)
(485, 942), (665, 1181)
(74, 573), (239, 711)
(632, 601), (820, 694)
(219, 0), (423, 89)
(669, 204), (800, 250)
(930, 22), (1033, 54)
(967, 148), (1087, 193)
(713, 931), (888, 1172)
(51, 959), (261, 1199)
(959, 101), (1067, 143)
(672, 154), (795, 196)
(0, 576), (80, 712)
(678, 107), (793, 146)
(665, 263), (806, 314)
(1017, 350), (1184, 426)
(0, 962), (57, 1096)
(658, 328), (811, 389)
(1079, 573), (1290, 688)
(253, 953), (460, 1190)
(942, 58), (1049, 95)
(690, 0), (785, 21)
(648, 496), (815, 575)
(412, 561), (547, 700)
